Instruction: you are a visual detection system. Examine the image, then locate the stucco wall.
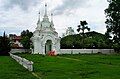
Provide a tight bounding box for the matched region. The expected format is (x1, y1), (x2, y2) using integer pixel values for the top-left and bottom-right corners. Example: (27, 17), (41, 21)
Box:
(10, 49), (30, 53)
(10, 49), (114, 54)
(60, 49), (114, 54)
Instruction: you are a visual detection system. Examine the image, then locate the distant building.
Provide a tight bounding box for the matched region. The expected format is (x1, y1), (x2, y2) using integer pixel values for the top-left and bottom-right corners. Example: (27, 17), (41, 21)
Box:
(62, 27), (75, 37)
(9, 34), (23, 49)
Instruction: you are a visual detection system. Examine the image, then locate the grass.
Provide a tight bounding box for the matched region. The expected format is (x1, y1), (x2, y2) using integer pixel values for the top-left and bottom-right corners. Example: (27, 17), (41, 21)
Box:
(17, 54), (120, 79)
(0, 56), (37, 79)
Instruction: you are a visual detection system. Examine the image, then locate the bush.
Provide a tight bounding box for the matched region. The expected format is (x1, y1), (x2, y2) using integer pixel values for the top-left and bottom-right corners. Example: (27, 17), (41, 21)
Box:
(0, 51), (10, 56)
(0, 35), (11, 56)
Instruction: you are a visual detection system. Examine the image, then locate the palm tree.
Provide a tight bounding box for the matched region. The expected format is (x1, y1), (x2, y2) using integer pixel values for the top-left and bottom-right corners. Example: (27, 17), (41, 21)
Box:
(77, 21), (90, 37)
(77, 21), (90, 48)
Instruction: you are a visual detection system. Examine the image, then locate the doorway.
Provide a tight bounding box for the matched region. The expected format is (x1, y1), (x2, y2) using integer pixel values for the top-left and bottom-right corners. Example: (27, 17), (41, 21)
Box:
(45, 40), (52, 54)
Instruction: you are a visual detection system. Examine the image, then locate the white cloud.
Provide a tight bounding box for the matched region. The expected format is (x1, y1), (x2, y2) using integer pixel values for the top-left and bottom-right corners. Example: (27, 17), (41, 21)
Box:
(0, 0), (109, 36)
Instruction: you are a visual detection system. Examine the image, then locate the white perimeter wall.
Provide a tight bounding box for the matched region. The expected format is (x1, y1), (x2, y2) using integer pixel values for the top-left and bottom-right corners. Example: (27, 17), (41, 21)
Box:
(10, 49), (114, 54)
(60, 49), (114, 54)
(10, 49), (30, 53)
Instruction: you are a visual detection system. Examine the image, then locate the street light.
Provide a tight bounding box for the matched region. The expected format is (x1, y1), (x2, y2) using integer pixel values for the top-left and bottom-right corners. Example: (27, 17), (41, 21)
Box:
(73, 45), (74, 48)
(71, 45), (74, 54)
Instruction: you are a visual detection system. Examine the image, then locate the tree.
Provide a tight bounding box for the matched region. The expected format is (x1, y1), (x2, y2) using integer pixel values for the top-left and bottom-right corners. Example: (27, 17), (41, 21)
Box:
(77, 21), (90, 48)
(77, 21), (90, 36)
(21, 29), (33, 38)
(21, 36), (30, 49)
(20, 30), (33, 49)
(60, 31), (111, 49)
(0, 32), (11, 55)
(105, 0), (120, 52)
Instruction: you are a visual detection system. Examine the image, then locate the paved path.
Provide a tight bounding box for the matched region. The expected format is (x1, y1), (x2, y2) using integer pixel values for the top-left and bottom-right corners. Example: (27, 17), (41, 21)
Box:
(32, 72), (42, 79)
(57, 56), (86, 62)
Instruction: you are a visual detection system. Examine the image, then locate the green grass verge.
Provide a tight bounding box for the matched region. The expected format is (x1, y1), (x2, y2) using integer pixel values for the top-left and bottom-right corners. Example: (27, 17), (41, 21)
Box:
(0, 56), (37, 79)
(18, 54), (120, 79)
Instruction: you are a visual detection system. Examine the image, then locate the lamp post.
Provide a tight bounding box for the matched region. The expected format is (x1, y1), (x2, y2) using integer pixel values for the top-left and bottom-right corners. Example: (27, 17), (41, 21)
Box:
(73, 45), (74, 48)
(71, 45), (74, 54)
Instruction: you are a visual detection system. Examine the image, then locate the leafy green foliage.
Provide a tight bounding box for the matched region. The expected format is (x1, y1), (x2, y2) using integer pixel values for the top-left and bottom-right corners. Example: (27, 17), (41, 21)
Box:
(61, 31), (112, 49)
(21, 30), (33, 38)
(105, 0), (120, 52)
(21, 36), (30, 49)
(0, 32), (11, 55)
(21, 30), (33, 49)
(77, 21), (90, 36)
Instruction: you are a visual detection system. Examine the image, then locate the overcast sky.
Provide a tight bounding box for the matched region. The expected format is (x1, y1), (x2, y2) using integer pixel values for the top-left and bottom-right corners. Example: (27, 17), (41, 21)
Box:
(0, 0), (109, 36)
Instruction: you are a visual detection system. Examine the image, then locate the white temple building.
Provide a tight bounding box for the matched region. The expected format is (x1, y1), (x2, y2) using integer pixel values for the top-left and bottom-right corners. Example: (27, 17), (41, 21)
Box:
(31, 4), (60, 55)
(62, 27), (75, 37)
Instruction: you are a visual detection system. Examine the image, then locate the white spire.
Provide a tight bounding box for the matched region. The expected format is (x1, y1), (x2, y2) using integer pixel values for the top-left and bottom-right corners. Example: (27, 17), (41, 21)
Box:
(43, 3), (49, 21)
(51, 13), (54, 27)
(38, 11), (40, 21)
(37, 11), (40, 24)
(51, 13), (53, 22)
(44, 3), (47, 17)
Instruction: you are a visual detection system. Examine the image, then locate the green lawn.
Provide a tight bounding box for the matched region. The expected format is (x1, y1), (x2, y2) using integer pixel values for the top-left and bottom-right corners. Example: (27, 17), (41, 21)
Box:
(18, 54), (120, 79)
(0, 56), (37, 79)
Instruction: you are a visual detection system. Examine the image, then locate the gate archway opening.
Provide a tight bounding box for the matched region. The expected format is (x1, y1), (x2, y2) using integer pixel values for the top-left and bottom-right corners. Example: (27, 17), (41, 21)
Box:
(45, 40), (52, 54)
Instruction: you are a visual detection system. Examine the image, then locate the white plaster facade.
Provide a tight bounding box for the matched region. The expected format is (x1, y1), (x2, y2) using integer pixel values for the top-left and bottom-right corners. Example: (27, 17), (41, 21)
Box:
(31, 4), (60, 55)
(14, 40), (23, 47)
(62, 27), (75, 37)
(66, 27), (75, 36)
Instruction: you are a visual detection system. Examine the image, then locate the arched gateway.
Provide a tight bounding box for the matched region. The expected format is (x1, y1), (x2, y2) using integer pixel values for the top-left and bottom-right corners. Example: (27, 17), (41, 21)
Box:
(31, 4), (60, 55)
(45, 40), (52, 54)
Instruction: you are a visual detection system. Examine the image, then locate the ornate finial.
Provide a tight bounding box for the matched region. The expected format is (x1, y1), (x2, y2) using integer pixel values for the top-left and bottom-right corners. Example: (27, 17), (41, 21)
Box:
(51, 13), (53, 21)
(51, 13), (54, 27)
(44, 3), (47, 17)
(45, 3), (47, 7)
(39, 10), (40, 17)
(37, 11), (40, 24)
(38, 11), (40, 17)
(51, 13), (53, 16)
(38, 11), (40, 14)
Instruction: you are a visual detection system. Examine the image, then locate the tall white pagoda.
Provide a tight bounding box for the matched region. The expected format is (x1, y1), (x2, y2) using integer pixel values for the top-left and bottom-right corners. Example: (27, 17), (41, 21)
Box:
(31, 4), (60, 55)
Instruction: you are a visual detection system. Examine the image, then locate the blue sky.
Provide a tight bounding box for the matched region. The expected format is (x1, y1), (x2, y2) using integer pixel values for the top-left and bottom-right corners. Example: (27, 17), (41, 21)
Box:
(0, 0), (109, 36)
